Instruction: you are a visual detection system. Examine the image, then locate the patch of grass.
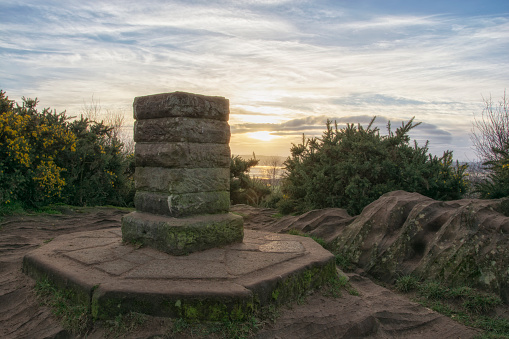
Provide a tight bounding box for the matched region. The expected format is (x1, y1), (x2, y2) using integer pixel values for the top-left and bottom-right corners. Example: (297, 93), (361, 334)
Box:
(312, 236), (327, 248)
(417, 298), (509, 338)
(104, 312), (148, 338)
(463, 294), (502, 314)
(322, 274), (359, 298)
(395, 275), (419, 293)
(102, 205), (135, 212)
(35, 206), (62, 214)
(334, 254), (355, 272)
(217, 317), (260, 338)
(396, 278), (507, 338)
(447, 286), (474, 299)
(169, 316), (261, 338)
(170, 317), (190, 334)
(34, 278), (92, 335)
(0, 201), (25, 217)
(418, 281), (449, 299)
(471, 316), (509, 338)
(287, 229), (327, 248)
(347, 285), (360, 296)
(0, 202), (66, 219)
(419, 299), (457, 317)
(287, 229), (304, 236)
(322, 276), (346, 298)
(259, 304), (280, 324)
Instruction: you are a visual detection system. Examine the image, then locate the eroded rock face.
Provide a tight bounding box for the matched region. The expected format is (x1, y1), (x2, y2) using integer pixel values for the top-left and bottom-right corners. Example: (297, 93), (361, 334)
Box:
(233, 191), (509, 301)
(332, 191), (509, 301)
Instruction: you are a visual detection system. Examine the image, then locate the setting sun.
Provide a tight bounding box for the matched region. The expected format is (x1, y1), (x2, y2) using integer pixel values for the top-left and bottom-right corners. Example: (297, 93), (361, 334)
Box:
(246, 131), (280, 142)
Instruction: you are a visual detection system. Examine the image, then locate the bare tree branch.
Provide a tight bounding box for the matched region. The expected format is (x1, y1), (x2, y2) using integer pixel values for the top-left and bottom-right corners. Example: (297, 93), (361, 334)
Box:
(471, 90), (509, 163)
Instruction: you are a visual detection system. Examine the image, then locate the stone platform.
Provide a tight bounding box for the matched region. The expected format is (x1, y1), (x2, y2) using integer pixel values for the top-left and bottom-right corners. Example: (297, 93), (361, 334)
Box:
(23, 228), (336, 321)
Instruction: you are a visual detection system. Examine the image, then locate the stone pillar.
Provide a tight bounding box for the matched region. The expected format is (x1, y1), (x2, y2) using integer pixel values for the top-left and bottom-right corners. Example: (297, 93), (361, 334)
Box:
(121, 92), (244, 255)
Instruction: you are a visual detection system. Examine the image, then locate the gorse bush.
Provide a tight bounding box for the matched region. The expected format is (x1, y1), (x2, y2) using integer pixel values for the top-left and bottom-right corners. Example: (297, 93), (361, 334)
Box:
(230, 154), (270, 206)
(0, 91), (76, 206)
(279, 117), (468, 215)
(0, 90), (134, 209)
(61, 117), (135, 206)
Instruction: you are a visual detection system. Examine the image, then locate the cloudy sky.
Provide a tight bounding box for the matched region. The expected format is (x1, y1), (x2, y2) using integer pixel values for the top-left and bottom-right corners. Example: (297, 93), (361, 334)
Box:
(1, 0), (508, 161)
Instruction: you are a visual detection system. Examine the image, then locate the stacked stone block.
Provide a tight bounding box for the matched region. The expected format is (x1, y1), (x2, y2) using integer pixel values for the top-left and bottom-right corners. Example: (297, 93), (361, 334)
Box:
(121, 92), (244, 255)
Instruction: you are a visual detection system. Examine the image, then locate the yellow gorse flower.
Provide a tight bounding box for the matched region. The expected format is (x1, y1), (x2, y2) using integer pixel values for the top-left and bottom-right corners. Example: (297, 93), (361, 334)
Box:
(32, 160), (66, 198)
(1, 107), (77, 203)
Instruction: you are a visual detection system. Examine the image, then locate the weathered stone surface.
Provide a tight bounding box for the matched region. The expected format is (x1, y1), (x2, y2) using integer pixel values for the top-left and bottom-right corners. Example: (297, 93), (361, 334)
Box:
(121, 211), (244, 255)
(134, 92), (229, 121)
(10, 208), (482, 337)
(126, 91), (241, 254)
(329, 191), (509, 301)
(235, 192), (509, 301)
(134, 191), (230, 217)
(135, 142), (230, 168)
(231, 205), (356, 243)
(134, 117), (230, 144)
(22, 222), (336, 323)
(135, 167), (229, 194)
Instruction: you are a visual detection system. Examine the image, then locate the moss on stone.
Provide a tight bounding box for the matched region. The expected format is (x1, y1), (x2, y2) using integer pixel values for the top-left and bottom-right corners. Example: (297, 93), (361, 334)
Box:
(122, 212), (244, 255)
(89, 257), (336, 322)
(23, 260), (91, 310)
(268, 259), (337, 307)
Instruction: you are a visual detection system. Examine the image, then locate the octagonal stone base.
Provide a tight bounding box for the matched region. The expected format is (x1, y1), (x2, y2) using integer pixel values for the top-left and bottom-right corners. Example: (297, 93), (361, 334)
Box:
(23, 228), (336, 321)
(121, 211), (244, 255)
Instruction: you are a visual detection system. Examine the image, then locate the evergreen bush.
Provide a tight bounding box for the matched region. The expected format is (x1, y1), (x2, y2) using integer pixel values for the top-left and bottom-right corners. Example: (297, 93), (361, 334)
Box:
(279, 117), (468, 215)
(230, 155), (270, 205)
(0, 90), (134, 210)
(475, 145), (509, 199)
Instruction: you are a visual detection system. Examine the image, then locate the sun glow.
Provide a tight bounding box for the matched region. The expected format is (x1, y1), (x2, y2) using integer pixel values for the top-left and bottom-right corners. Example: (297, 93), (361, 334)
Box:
(246, 131), (280, 141)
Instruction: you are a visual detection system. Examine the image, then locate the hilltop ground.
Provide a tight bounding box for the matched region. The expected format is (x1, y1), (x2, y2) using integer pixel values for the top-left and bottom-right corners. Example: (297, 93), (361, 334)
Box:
(0, 206), (481, 338)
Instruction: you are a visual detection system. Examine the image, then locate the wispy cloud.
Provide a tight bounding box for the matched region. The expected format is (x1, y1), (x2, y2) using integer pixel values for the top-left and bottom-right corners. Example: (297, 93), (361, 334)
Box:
(0, 0), (507, 160)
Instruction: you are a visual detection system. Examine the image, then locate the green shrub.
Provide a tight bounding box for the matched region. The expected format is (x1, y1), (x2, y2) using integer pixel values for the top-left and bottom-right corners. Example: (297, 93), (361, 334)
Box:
(0, 90), (134, 208)
(60, 117), (134, 206)
(260, 184), (284, 209)
(0, 91), (76, 207)
(279, 117), (468, 215)
(230, 155), (270, 206)
(475, 145), (509, 199)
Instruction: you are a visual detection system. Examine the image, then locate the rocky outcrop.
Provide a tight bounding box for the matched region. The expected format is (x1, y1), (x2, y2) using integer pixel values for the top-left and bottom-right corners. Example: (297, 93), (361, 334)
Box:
(234, 205), (355, 243)
(232, 191), (509, 301)
(332, 191), (509, 301)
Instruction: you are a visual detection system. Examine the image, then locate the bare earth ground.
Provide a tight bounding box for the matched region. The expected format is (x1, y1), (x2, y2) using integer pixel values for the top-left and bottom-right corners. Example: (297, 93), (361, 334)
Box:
(0, 207), (481, 338)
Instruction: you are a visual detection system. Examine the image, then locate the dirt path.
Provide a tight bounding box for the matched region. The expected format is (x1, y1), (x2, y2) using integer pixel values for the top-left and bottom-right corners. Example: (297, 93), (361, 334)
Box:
(0, 208), (480, 338)
(0, 208), (126, 338)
